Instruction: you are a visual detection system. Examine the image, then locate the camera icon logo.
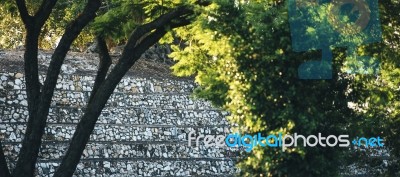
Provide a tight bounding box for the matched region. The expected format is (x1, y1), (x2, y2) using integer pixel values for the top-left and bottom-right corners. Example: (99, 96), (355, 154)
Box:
(288, 0), (382, 79)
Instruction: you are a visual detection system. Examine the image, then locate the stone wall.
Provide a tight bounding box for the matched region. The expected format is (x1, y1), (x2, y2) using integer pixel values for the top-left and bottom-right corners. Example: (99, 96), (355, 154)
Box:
(0, 53), (238, 176)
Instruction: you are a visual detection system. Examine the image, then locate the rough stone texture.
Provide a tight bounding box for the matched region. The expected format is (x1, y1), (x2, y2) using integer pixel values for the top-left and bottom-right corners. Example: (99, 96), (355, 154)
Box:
(0, 50), (189, 80)
(0, 52), (239, 176)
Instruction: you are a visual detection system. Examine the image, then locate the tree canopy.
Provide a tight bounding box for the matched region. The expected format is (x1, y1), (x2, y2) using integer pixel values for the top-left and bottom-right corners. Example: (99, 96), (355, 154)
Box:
(171, 0), (400, 176)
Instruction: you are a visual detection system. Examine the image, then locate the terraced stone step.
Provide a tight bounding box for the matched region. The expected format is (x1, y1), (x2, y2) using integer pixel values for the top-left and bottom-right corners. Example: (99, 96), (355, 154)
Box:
(3, 143), (240, 160)
(0, 124), (231, 143)
(32, 160), (237, 176)
(0, 106), (229, 125)
(0, 73), (196, 94)
(4, 158), (237, 176)
(4, 89), (214, 109)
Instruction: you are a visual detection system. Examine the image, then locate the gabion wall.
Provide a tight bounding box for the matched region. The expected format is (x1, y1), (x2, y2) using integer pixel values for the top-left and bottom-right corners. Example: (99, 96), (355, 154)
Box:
(0, 71), (238, 176)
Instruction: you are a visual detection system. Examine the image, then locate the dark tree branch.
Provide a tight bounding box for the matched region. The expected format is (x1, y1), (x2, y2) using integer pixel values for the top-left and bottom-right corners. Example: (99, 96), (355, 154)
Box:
(15, 0), (32, 25)
(34, 0), (58, 29)
(126, 5), (193, 49)
(0, 141), (11, 177)
(16, 0), (58, 30)
(39, 0), (101, 111)
(12, 1), (101, 176)
(54, 5), (197, 176)
(89, 36), (112, 103)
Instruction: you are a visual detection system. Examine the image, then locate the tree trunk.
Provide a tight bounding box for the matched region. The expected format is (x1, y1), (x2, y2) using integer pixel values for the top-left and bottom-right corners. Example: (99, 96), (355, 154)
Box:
(12, 0), (100, 176)
(12, 27), (42, 177)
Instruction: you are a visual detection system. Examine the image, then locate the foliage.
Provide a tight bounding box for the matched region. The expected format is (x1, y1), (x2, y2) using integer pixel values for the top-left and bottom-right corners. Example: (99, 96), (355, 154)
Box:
(92, 0), (145, 44)
(0, 0), (199, 50)
(171, 0), (400, 176)
(0, 1), (24, 48)
(0, 0), (92, 50)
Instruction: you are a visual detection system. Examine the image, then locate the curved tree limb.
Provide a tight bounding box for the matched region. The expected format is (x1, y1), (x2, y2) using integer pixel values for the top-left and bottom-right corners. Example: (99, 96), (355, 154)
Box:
(34, 0), (58, 30)
(15, 0), (32, 25)
(89, 36), (113, 103)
